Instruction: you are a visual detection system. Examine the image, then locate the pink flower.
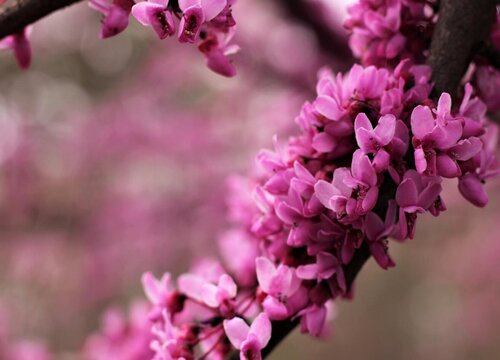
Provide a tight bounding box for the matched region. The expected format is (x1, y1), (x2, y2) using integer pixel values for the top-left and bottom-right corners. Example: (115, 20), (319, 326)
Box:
(364, 200), (397, 269)
(458, 125), (500, 207)
(296, 252), (345, 290)
(315, 150), (378, 220)
(89, 0), (135, 39)
(142, 272), (185, 320)
(256, 257), (307, 320)
(0, 27), (31, 69)
(475, 65), (500, 113)
(354, 112), (396, 171)
(131, 0), (176, 39)
(198, 27), (239, 77)
(395, 170), (442, 239)
(178, 273), (237, 309)
(396, 170), (442, 214)
(297, 304), (327, 337)
(178, 0), (227, 43)
(223, 313), (271, 360)
(411, 93), (463, 176)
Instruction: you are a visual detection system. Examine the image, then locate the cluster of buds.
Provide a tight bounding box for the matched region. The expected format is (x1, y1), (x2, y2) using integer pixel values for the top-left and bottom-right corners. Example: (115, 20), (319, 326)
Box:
(345, 0), (437, 66)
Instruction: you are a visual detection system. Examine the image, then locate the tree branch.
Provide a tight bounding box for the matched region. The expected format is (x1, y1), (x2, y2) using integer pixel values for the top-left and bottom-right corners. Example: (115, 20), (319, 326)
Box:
(0, 0), (83, 40)
(428, 0), (498, 95)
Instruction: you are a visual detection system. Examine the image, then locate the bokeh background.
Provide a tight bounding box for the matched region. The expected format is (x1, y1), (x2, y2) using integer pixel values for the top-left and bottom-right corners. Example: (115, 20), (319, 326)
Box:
(0, 0), (498, 359)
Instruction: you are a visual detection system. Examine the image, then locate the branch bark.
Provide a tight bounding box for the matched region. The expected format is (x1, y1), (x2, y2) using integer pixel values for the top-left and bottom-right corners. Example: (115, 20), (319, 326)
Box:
(428, 0), (498, 95)
(0, 0), (82, 40)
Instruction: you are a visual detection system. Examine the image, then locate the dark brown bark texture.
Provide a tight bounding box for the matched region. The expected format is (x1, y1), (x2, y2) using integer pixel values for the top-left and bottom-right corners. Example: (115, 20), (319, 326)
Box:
(428, 0), (499, 96)
(0, 0), (82, 39)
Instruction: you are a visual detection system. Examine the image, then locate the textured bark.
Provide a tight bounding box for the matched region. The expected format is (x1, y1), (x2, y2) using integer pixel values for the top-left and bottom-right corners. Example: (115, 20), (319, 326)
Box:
(428, 0), (498, 95)
(0, 0), (83, 40)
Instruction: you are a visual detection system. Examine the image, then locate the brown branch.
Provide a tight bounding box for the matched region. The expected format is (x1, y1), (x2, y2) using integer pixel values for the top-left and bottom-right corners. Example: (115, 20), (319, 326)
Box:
(428, 0), (498, 95)
(0, 0), (83, 40)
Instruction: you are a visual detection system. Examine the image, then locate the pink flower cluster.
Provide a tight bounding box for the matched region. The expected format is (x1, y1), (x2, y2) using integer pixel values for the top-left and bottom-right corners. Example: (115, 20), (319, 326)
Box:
(89, 0), (239, 76)
(345, 0), (437, 66)
(133, 3), (499, 360)
(137, 62), (498, 358)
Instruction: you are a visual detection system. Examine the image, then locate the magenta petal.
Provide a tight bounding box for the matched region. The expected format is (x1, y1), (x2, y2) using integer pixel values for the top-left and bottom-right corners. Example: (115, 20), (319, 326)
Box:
(437, 92), (452, 117)
(255, 257), (275, 293)
(374, 114), (396, 145)
(223, 317), (249, 349)
(314, 180), (337, 209)
(131, 2), (157, 26)
(414, 147), (427, 174)
(373, 150), (390, 172)
(369, 242), (395, 270)
(177, 274), (206, 302)
(262, 296), (289, 320)
(312, 132), (336, 153)
(275, 202), (301, 224)
(355, 127), (377, 153)
(296, 264), (319, 280)
(205, 49), (237, 77)
(354, 113), (373, 132)
(418, 182), (442, 210)
(101, 6), (130, 38)
(314, 96), (344, 120)
(436, 154), (461, 178)
(450, 137), (483, 161)
(458, 174), (488, 207)
(178, 5), (204, 43)
(301, 306), (327, 337)
(411, 105), (435, 139)
(351, 150), (377, 186)
(396, 177), (418, 209)
(201, 0), (227, 20)
(364, 212), (385, 241)
(361, 187), (378, 213)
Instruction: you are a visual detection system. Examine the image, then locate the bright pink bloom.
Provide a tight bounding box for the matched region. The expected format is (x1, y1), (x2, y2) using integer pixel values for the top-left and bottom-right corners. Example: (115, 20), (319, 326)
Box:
(411, 93), (463, 176)
(89, 0), (135, 38)
(256, 257), (307, 320)
(178, 273), (237, 309)
(297, 304), (327, 337)
(131, 0), (176, 39)
(223, 313), (271, 360)
(315, 150), (378, 220)
(354, 112), (396, 171)
(198, 27), (239, 77)
(364, 201), (397, 269)
(178, 0), (227, 43)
